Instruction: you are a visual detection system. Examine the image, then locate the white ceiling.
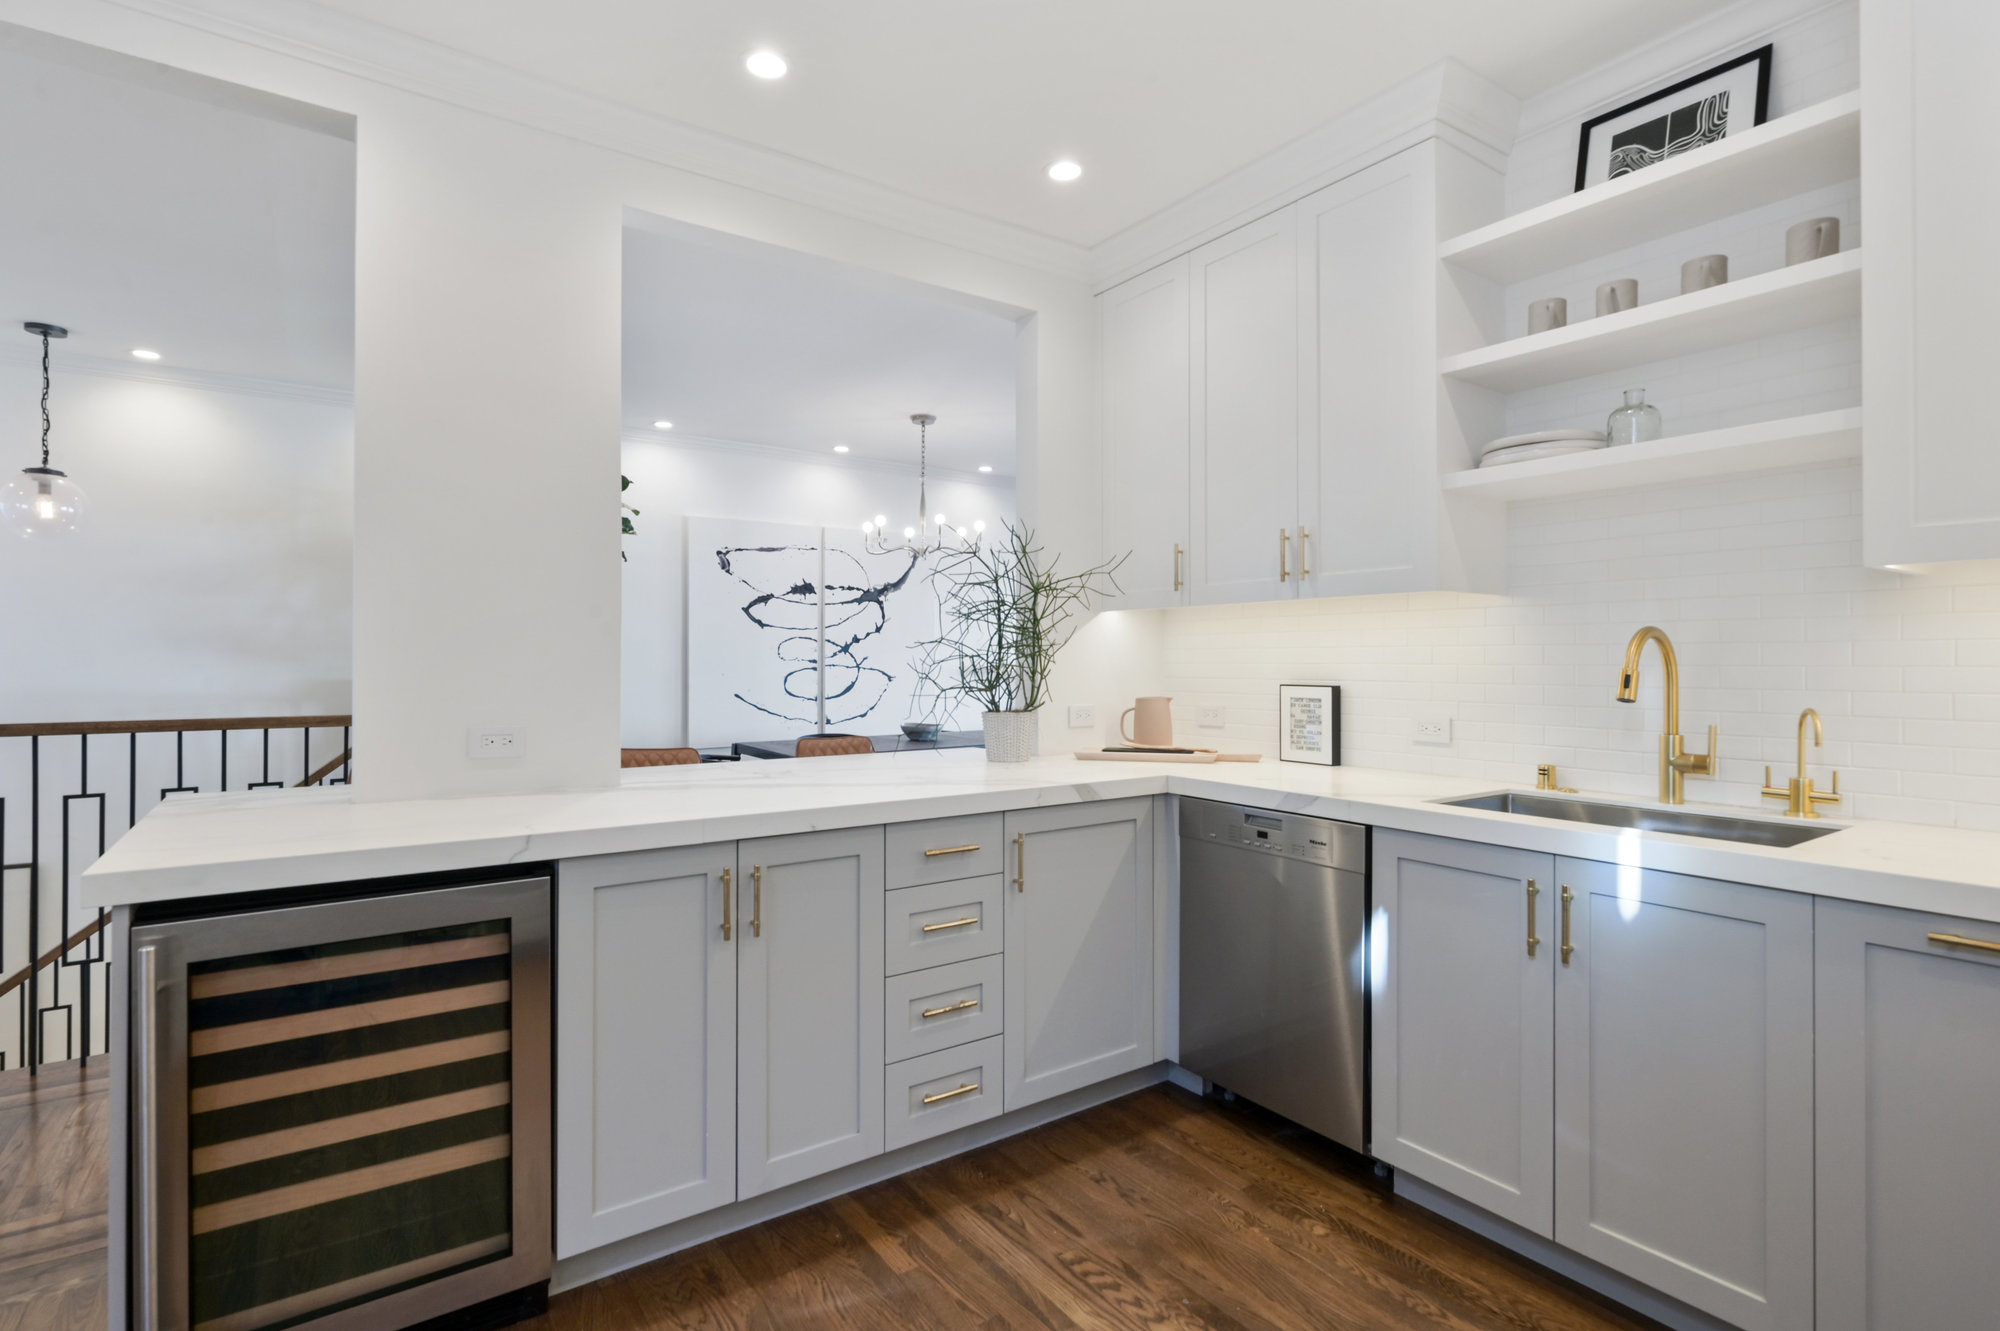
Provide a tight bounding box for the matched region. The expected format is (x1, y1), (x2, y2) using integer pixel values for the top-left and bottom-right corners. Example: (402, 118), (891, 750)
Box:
(302, 0), (1731, 247)
(0, 25), (356, 391)
(623, 222), (1018, 476)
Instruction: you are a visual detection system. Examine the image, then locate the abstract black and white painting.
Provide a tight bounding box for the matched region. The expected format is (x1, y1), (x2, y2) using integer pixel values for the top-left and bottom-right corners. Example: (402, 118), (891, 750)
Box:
(686, 518), (965, 747)
(1574, 45), (1770, 192)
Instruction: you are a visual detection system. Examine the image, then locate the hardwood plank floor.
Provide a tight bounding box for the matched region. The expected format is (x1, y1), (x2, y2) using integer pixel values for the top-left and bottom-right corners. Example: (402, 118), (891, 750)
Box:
(534, 1088), (1662, 1331)
(0, 1066), (1659, 1331)
(0, 1058), (109, 1331)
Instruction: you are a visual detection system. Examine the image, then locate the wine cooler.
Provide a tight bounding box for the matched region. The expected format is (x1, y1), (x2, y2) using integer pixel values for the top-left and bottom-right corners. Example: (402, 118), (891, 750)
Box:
(115, 874), (552, 1331)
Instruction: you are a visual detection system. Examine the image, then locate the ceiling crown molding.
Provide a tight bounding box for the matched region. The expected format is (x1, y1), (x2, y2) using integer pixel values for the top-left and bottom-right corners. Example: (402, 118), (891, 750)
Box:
(0, 341), (352, 405)
(96, 0), (1094, 282)
(1088, 58), (1521, 292)
(624, 429), (1015, 489)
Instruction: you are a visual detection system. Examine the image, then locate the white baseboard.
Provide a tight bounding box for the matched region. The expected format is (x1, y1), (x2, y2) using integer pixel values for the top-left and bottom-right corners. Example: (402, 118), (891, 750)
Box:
(1392, 1173), (1735, 1331)
(552, 1062), (1174, 1293)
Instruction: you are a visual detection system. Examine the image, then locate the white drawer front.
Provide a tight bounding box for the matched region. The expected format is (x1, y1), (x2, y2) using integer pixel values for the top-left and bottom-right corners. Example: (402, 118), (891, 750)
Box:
(884, 877), (1004, 976)
(886, 814), (1004, 889)
(885, 1035), (1004, 1151)
(885, 954), (1003, 1064)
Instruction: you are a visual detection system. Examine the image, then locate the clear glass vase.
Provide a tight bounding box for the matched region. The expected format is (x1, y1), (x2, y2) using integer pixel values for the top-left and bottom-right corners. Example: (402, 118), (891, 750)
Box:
(1607, 387), (1663, 447)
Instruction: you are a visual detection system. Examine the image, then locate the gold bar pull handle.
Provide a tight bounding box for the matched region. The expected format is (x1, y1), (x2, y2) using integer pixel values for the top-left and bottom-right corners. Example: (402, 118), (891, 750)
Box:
(751, 865), (763, 938)
(1013, 832), (1026, 893)
(920, 997), (981, 1019)
(920, 915), (980, 934)
(1526, 879), (1540, 958)
(923, 844), (981, 858)
(1279, 528), (1290, 582)
(1298, 526), (1310, 578)
(922, 1082), (980, 1106)
(1560, 885), (1575, 966)
(1174, 543), (1184, 592)
(1930, 932), (2000, 956)
(721, 867), (733, 942)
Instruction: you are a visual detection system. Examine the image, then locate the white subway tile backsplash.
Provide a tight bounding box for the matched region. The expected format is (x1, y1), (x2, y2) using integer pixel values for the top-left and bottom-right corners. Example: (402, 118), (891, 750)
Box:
(1156, 462), (2000, 828)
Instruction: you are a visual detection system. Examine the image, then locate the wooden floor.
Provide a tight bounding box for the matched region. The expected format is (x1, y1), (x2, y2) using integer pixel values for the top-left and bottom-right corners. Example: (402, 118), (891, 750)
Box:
(1, 1065), (1657, 1331)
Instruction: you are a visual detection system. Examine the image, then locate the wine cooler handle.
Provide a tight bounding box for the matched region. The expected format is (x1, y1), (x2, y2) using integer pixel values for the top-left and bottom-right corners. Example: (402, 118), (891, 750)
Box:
(134, 943), (162, 1331)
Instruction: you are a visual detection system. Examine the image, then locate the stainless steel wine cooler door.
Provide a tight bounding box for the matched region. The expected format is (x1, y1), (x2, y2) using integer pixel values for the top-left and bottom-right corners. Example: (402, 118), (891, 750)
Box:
(129, 876), (551, 1331)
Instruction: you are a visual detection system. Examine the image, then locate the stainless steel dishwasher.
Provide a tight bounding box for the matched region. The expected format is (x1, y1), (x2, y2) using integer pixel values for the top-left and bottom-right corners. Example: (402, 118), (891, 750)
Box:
(1178, 798), (1367, 1152)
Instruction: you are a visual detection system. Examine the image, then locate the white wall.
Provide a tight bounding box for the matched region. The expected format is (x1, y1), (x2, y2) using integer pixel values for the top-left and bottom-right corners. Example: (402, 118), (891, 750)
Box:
(1157, 463), (2000, 831)
(0, 362), (351, 721)
(1, 0), (1103, 801)
(618, 436), (1015, 745)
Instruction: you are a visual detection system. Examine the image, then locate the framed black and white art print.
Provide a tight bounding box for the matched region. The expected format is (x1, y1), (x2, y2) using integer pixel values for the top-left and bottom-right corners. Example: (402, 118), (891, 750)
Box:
(1574, 44), (1771, 192)
(1279, 684), (1340, 766)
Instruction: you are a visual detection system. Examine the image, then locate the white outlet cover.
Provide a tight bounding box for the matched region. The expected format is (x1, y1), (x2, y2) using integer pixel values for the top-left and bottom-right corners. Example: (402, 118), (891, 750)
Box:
(469, 726), (525, 758)
(1068, 704), (1098, 729)
(1198, 706), (1227, 729)
(1412, 716), (1452, 746)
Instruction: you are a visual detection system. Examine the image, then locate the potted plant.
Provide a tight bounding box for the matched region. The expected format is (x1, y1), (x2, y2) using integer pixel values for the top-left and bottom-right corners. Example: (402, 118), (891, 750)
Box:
(914, 524), (1125, 762)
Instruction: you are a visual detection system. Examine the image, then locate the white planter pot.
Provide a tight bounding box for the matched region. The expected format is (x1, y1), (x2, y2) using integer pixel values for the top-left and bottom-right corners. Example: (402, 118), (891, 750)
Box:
(982, 710), (1039, 763)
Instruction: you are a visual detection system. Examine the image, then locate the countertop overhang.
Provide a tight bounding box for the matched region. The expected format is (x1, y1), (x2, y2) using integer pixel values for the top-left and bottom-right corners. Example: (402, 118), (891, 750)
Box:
(80, 750), (2000, 924)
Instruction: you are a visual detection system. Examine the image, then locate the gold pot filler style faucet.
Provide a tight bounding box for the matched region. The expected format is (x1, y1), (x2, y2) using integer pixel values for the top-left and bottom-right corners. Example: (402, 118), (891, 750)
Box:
(1615, 626), (1716, 804)
(1762, 707), (1842, 818)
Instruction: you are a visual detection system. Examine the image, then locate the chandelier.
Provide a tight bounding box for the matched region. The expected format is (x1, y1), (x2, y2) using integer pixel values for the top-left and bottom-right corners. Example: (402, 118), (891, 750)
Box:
(861, 413), (983, 557)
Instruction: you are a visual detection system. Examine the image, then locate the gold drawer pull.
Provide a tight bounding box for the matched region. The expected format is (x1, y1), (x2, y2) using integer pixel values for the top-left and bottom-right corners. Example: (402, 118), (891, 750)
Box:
(1560, 884), (1574, 966)
(721, 867), (733, 942)
(921, 915), (981, 934)
(1930, 932), (2000, 956)
(923, 844), (981, 858)
(920, 997), (980, 1019)
(1526, 879), (1539, 959)
(921, 1082), (980, 1106)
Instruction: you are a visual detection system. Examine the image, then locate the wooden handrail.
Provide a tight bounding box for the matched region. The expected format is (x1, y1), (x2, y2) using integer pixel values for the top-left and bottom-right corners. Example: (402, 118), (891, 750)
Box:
(0, 715), (351, 739)
(298, 748), (352, 788)
(0, 915), (107, 1004)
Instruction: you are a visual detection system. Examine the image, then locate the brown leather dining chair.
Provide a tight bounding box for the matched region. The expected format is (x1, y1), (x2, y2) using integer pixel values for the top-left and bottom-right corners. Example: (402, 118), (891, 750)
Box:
(621, 747), (702, 767)
(794, 734), (875, 757)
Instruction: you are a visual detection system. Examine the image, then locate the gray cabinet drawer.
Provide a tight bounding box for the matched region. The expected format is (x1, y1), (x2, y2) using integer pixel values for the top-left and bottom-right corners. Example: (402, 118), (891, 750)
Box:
(884, 1035), (1004, 1151)
(884, 877), (1003, 976)
(885, 814), (1004, 888)
(885, 954), (1002, 1064)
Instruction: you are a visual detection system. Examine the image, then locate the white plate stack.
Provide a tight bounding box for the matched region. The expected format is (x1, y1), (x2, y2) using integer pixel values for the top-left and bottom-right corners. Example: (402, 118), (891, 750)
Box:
(1478, 428), (1608, 467)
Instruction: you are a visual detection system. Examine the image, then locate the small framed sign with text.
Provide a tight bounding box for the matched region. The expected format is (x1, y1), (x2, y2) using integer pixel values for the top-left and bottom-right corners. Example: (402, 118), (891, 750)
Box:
(1279, 684), (1340, 766)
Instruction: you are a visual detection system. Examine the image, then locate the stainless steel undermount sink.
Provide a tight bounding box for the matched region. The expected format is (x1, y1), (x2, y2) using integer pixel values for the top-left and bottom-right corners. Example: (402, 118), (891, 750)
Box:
(1440, 791), (1843, 848)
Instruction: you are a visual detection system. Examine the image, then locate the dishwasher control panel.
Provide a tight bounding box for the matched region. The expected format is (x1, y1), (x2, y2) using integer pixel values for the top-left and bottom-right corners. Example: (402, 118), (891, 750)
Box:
(1178, 798), (1365, 871)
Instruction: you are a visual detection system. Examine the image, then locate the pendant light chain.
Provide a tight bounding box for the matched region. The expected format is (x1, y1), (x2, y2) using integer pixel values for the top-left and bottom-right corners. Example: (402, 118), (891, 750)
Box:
(39, 327), (51, 468)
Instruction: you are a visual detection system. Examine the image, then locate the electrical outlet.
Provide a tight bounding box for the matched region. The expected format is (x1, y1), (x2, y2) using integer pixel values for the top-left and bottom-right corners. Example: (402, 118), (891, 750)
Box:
(1412, 716), (1452, 745)
(469, 726), (525, 758)
(1198, 706), (1227, 729)
(1068, 704), (1098, 729)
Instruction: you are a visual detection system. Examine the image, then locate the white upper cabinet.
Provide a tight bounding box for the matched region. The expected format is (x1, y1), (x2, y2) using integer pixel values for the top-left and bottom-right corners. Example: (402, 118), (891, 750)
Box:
(1555, 859), (1814, 1331)
(1296, 147), (1433, 596)
(1863, 0), (2000, 564)
(1188, 213), (1300, 604)
(1100, 257), (1191, 608)
(1816, 899), (2000, 1331)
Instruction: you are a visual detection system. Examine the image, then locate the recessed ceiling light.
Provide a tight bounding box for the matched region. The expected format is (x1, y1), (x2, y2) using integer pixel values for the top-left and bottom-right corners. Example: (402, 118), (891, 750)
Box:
(746, 50), (788, 80)
(131, 348), (161, 361)
(833, 445), (849, 453)
(652, 420), (674, 430)
(1047, 159), (1083, 183)
(978, 465), (993, 473)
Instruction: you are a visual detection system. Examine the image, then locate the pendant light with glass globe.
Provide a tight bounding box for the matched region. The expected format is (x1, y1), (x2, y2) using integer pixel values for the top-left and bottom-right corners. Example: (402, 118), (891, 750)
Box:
(2, 322), (86, 538)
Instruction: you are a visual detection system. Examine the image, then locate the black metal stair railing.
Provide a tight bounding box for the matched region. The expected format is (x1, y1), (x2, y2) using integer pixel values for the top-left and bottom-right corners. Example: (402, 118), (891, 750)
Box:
(0, 715), (352, 1072)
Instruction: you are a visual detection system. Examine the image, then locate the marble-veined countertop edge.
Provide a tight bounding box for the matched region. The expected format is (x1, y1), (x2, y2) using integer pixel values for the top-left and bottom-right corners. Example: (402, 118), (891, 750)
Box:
(79, 749), (2000, 926)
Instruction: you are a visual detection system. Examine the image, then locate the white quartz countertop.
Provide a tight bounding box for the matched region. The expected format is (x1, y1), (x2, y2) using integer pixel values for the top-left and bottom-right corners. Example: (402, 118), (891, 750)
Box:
(81, 749), (2000, 925)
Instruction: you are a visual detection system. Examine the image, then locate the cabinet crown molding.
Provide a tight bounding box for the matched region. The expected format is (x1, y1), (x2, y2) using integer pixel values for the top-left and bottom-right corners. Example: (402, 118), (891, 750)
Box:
(1089, 58), (1520, 293)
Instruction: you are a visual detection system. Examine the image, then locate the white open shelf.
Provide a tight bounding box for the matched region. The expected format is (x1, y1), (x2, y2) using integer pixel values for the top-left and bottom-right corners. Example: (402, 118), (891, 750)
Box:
(1443, 407), (1861, 502)
(1438, 92), (1860, 284)
(1437, 249), (1860, 393)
